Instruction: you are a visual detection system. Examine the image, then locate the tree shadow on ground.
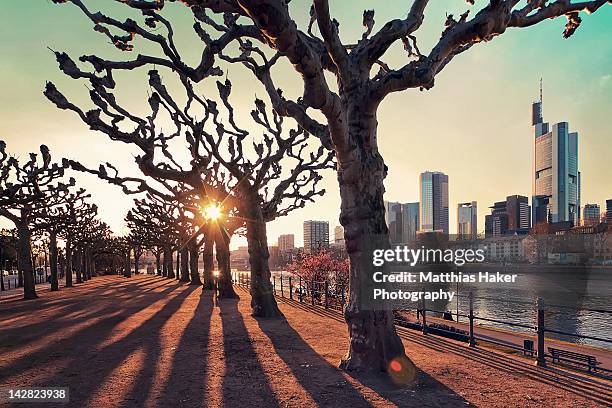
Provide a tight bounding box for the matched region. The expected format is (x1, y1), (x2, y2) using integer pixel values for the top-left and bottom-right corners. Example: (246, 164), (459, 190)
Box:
(0, 280), (181, 353)
(257, 299), (474, 407)
(218, 298), (281, 408)
(0, 282), (196, 407)
(275, 298), (610, 406)
(154, 290), (215, 407)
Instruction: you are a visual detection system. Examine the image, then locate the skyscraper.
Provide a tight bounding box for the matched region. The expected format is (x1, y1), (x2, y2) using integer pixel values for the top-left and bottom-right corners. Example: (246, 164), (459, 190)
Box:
(385, 201), (419, 244)
(401, 202), (420, 243)
(606, 199), (612, 224)
(506, 195), (531, 232)
(582, 204), (601, 226)
(278, 234), (295, 251)
(303, 220), (329, 252)
(485, 195), (530, 237)
(532, 84), (581, 226)
(420, 171), (449, 234)
(457, 201), (477, 240)
(384, 201), (403, 244)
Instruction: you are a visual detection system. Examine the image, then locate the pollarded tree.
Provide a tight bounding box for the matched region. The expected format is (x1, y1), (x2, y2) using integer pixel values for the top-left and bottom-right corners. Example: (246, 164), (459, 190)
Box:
(31, 187), (91, 291)
(47, 73), (333, 316)
(0, 141), (70, 299)
(48, 0), (610, 373)
(62, 197), (98, 286)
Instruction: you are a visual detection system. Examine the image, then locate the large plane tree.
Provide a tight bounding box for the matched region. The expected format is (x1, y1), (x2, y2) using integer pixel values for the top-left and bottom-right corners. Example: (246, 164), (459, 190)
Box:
(0, 141), (70, 299)
(49, 0), (610, 375)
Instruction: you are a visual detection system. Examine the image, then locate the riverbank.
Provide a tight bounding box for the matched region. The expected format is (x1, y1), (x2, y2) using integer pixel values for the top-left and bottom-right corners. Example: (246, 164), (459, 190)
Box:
(2, 275), (610, 407)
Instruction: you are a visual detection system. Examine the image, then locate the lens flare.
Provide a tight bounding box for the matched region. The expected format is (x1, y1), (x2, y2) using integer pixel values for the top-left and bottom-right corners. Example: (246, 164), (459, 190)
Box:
(204, 204), (222, 220)
(388, 356), (417, 385)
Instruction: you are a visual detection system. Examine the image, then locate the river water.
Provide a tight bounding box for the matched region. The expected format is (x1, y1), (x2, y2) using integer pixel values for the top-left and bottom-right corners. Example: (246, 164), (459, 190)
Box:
(269, 267), (611, 350)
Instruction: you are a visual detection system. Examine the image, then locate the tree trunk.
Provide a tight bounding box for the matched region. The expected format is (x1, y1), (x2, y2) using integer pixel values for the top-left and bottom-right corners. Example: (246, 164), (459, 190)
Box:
(155, 249), (162, 276)
(65, 239), (73, 287)
(74, 249), (83, 283)
(81, 250), (89, 281)
(215, 229), (238, 299)
(134, 251), (140, 276)
(49, 230), (59, 291)
(124, 249), (131, 278)
(188, 240), (201, 285)
(202, 232), (215, 290)
(164, 246), (174, 278)
(180, 245), (190, 283)
(16, 218), (37, 300)
(245, 201), (281, 317)
(175, 249), (180, 281)
(335, 97), (415, 379)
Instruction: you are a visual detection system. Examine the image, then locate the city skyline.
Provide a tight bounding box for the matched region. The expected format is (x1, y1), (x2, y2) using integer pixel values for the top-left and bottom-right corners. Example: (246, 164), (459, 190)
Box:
(1, 2), (610, 249)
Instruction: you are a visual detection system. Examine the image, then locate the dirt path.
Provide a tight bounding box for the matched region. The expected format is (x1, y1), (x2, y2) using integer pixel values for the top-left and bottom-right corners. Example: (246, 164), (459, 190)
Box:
(1, 275), (610, 407)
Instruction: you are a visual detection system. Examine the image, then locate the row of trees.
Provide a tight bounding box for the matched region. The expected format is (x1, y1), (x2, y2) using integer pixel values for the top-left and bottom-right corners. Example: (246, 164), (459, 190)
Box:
(0, 141), (115, 298)
(41, 0), (612, 375)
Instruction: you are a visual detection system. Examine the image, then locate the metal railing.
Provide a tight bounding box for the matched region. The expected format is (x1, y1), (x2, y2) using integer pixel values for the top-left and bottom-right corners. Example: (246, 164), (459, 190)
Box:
(232, 271), (611, 373)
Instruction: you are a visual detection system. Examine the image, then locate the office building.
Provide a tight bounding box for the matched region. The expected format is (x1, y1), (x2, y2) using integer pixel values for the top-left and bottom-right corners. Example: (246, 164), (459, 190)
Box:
(384, 201), (403, 244)
(457, 201), (478, 240)
(419, 171), (449, 234)
(582, 204), (600, 226)
(385, 201), (420, 244)
(303, 220), (329, 252)
(278, 234), (295, 251)
(485, 195), (530, 238)
(334, 226), (345, 245)
(401, 202), (420, 243)
(532, 84), (581, 226)
(607, 199), (612, 224)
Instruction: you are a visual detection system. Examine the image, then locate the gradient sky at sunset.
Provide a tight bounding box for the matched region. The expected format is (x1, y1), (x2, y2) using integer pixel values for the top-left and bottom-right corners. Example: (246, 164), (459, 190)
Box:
(1, 1), (611, 248)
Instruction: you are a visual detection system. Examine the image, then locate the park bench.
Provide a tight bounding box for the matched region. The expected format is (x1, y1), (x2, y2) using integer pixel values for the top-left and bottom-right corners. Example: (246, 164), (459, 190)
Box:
(548, 347), (601, 372)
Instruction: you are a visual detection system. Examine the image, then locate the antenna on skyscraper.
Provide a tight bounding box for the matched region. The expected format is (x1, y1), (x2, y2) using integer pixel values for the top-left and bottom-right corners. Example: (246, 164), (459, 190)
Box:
(540, 78), (543, 104)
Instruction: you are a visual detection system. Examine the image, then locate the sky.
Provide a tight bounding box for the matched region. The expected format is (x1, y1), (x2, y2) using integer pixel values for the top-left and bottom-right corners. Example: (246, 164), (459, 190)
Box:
(0, 0), (611, 248)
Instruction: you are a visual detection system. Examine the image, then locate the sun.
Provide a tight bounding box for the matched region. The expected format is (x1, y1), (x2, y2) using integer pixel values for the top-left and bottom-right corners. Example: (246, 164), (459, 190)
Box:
(204, 204), (222, 221)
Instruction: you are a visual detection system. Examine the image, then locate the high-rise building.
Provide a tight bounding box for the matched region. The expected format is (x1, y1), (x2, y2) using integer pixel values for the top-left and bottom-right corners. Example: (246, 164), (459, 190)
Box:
(384, 201), (403, 244)
(278, 234), (295, 251)
(606, 199), (612, 224)
(532, 84), (580, 226)
(420, 171), (449, 234)
(506, 195), (531, 232)
(457, 201), (478, 240)
(334, 226), (344, 245)
(303, 220), (329, 252)
(401, 202), (420, 243)
(485, 195), (530, 238)
(385, 201), (419, 244)
(582, 204), (601, 226)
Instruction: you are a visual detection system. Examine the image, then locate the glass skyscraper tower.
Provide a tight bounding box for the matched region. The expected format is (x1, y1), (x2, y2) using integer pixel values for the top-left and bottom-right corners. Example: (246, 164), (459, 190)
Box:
(419, 171), (449, 234)
(532, 85), (581, 226)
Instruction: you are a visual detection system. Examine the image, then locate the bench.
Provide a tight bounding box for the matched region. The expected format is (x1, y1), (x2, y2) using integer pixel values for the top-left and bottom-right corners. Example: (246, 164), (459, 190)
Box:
(548, 347), (601, 372)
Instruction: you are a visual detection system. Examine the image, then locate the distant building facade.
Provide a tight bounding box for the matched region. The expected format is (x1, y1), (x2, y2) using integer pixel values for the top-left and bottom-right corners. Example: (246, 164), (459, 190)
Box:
(607, 199), (612, 224)
(278, 234), (295, 251)
(582, 204), (601, 226)
(457, 201), (478, 240)
(384, 201), (419, 244)
(419, 171), (449, 234)
(485, 195), (530, 238)
(333, 226), (345, 245)
(384, 201), (403, 244)
(401, 202), (420, 243)
(532, 89), (580, 226)
(303, 220), (329, 252)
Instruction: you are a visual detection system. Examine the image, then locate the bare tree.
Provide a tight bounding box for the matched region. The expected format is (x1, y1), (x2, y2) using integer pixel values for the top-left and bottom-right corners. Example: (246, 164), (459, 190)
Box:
(47, 72), (333, 315)
(47, 0), (610, 372)
(0, 141), (70, 299)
